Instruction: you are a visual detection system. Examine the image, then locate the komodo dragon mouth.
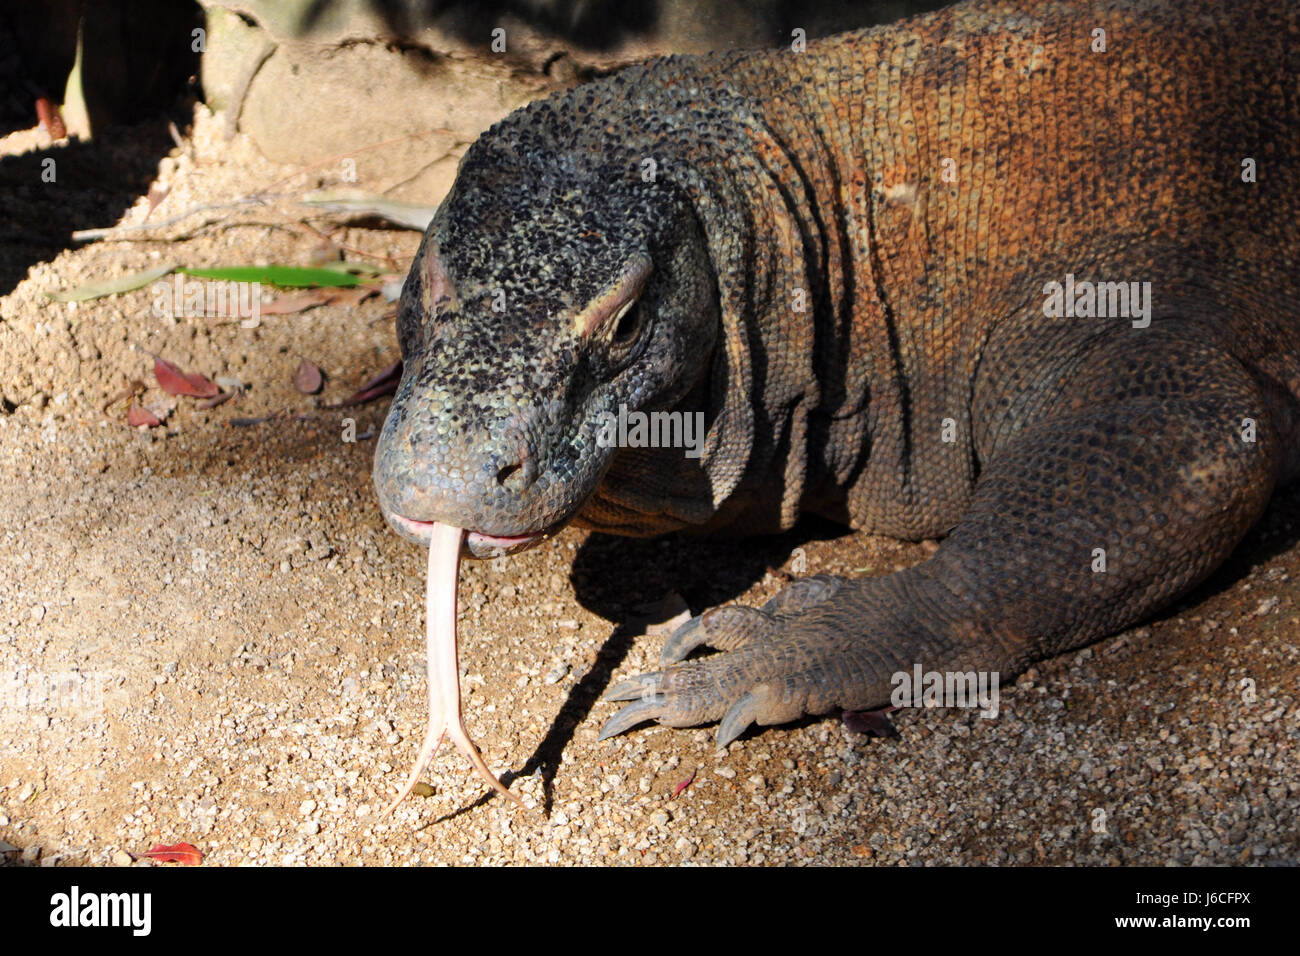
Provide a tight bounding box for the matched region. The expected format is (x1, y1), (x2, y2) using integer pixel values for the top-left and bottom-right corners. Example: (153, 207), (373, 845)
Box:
(382, 509), (561, 558)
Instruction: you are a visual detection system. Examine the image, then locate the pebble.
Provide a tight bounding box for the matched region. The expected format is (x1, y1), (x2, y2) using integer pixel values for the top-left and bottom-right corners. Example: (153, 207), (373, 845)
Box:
(543, 663), (569, 685)
(1254, 597), (1279, 616)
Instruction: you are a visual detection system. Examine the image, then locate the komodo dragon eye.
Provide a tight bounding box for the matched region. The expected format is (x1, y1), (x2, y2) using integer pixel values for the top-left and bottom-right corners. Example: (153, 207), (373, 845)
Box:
(577, 256), (654, 371)
(609, 299), (643, 346)
(598, 297), (651, 376)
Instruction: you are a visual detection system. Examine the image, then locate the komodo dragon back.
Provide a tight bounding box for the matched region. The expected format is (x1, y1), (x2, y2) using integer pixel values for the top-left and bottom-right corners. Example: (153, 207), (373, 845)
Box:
(373, 0), (1300, 751)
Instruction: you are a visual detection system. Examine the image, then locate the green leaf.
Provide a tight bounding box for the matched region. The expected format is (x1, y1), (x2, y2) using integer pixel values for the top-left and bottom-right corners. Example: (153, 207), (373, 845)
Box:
(179, 266), (361, 288)
(318, 260), (386, 277)
(46, 263), (177, 302)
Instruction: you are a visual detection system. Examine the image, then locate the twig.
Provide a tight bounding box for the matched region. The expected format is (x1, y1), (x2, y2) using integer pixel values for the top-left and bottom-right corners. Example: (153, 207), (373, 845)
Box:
(70, 195), (286, 242)
(289, 220), (403, 269)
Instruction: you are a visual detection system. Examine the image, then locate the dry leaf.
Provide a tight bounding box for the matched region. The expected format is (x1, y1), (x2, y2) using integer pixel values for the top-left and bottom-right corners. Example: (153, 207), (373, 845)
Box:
(672, 771), (696, 799)
(293, 359), (324, 394)
(126, 401), (163, 427)
(196, 391), (236, 410)
(256, 285), (377, 317)
(140, 842), (203, 865)
(257, 289), (336, 316)
(152, 354), (219, 398)
(339, 360), (401, 406)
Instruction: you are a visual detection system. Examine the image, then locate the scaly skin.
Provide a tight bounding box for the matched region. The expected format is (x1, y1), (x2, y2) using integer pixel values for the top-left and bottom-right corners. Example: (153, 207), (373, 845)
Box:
(373, 0), (1300, 746)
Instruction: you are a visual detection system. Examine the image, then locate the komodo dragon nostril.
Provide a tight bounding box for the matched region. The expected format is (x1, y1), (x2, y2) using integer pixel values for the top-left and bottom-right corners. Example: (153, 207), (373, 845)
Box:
(495, 460), (521, 489)
(490, 416), (539, 494)
(493, 453), (537, 494)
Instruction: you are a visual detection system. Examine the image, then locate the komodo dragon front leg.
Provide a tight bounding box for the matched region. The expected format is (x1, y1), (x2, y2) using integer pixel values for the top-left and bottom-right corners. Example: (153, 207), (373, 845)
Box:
(602, 327), (1281, 746)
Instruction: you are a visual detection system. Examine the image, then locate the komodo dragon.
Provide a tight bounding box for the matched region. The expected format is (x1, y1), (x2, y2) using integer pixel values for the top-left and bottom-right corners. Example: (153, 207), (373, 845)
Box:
(372, 0), (1300, 752)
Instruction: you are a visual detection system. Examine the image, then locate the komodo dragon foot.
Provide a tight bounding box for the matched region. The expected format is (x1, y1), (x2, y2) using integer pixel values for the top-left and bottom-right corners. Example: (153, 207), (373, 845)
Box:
(600, 568), (988, 748)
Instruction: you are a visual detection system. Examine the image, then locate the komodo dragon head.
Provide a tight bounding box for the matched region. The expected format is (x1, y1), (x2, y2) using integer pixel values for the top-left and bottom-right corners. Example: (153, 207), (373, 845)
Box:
(373, 85), (727, 558)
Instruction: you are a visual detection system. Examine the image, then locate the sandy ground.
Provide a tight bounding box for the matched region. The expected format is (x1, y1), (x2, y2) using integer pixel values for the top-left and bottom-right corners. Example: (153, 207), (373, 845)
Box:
(0, 106), (1297, 867)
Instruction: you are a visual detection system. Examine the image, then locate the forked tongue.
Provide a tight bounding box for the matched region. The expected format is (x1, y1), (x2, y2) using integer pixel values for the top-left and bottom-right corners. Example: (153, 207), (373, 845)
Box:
(380, 521), (525, 815)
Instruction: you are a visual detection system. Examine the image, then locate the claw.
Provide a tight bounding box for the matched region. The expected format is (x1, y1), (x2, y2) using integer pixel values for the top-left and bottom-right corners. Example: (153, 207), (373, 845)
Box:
(603, 671), (664, 702)
(659, 616), (707, 666)
(715, 691), (760, 749)
(598, 696), (667, 740)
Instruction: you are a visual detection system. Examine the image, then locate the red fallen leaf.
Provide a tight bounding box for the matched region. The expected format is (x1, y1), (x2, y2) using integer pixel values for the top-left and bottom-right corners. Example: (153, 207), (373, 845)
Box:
(293, 358), (324, 394)
(256, 285), (377, 317)
(257, 288), (335, 316)
(196, 390), (235, 410)
(140, 842), (203, 865)
(126, 400), (162, 427)
(334, 285), (378, 306)
(337, 359), (401, 407)
(151, 353), (219, 398)
(672, 770), (696, 799)
(357, 360), (402, 393)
